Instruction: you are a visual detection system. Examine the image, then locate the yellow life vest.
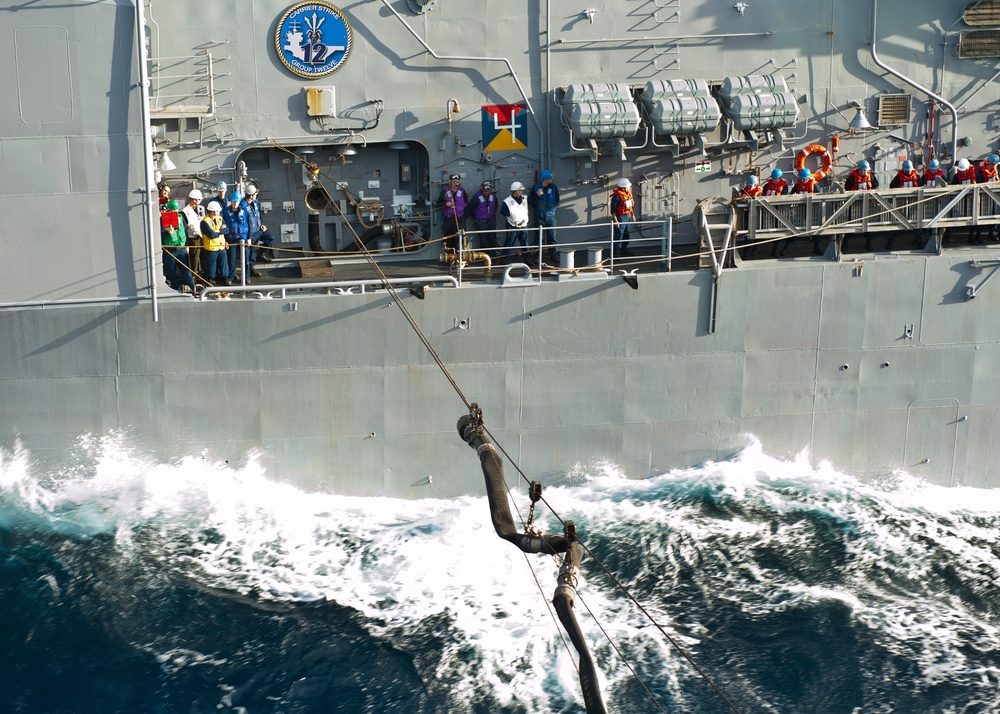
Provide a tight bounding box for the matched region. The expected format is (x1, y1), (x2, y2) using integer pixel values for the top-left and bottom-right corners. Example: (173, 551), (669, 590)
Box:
(201, 215), (227, 251)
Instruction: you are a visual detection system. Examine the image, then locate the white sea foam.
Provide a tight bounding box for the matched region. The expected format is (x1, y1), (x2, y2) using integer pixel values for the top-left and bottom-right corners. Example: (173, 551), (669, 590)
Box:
(0, 435), (998, 711)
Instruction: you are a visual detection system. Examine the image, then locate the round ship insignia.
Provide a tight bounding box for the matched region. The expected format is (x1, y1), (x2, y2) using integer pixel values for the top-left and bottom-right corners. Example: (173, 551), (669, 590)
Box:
(275, 2), (352, 78)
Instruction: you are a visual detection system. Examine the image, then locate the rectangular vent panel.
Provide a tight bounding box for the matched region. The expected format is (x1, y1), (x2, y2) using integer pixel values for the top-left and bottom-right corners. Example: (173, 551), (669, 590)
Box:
(964, 1), (1000, 27)
(877, 94), (912, 126)
(960, 30), (1000, 57)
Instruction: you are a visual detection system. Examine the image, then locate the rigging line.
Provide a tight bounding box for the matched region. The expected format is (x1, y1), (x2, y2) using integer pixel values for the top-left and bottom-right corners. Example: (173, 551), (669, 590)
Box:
(264, 137), (477, 411)
(577, 538), (743, 714)
(319, 184), (475, 411)
(573, 588), (669, 714)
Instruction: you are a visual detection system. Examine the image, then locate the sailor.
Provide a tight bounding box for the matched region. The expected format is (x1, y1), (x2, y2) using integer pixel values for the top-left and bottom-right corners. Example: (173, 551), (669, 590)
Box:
(528, 169), (560, 259)
(209, 181), (229, 213)
(762, 168), (789, 196)
(921, 159), (946, 187)
(436, 173), (469, 250)
(890, 160), (920, 188)
(242, 184), (275, 265)
(739, 174), (763, 200)
(845, 161), (879, 250)
(952, 158), (977, 185)
(181, 189), (205, 278)
(792, 168), (819, 194)
(200, 200), (230, 286)
(470, 180), (498, 249)
(224, 191), (251, 282)
(786, 169), (823, 256)
(610, 177), (635, 258)
(845, 160), (878, 191)
(976, 153), (1000, 183)
(158, 182), (172, 211)
(160, 199), (195, 294)
(500, 181), (529, 255)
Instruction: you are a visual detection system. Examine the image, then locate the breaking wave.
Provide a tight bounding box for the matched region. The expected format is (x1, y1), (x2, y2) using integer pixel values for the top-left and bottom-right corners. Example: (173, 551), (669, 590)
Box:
(1, 435), (998, 713)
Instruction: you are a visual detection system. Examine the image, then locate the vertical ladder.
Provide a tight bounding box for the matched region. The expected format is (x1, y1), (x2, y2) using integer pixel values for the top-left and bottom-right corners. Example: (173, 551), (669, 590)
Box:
(693, 197), (736, 333)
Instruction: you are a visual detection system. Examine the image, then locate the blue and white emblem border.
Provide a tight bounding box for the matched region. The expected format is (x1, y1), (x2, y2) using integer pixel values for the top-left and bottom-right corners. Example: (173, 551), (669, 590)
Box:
(275, 1), (353, 79)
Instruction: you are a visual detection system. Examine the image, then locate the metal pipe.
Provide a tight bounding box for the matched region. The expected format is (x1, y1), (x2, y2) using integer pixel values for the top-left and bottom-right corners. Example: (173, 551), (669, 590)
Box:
(545, 0), (551, 171)
(135, 0), (160, 322)
(871, 0), (958, 165)
(0, 296), (145, 311)
(199, 275), (460, 301)
(206, 51), (216, 116)
(554, 31), (772, 45)
(380, 0), (540, 134)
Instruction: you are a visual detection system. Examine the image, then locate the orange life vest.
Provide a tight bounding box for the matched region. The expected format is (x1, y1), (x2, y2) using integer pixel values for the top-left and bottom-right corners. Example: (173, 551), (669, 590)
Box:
(849, 169), (874, 190)
(955, 167), (977, 185)
(763, 179), (788, 196)
(896, 170), (919, 188)
(978, 161), (999, 182)
(795, 177), (817, 193)
(612, 188), (634, 216)
(922, 169), (945, 187)
(741, 185), (763, 198)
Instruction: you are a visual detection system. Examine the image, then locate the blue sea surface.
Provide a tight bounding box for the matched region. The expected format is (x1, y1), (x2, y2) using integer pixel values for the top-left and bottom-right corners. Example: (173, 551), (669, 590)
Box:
(1, 437), (998, 713)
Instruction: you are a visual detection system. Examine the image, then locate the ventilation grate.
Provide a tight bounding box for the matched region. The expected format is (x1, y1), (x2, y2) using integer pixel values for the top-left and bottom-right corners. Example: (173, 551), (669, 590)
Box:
(877, 94), (912, 126)
(959, 29), (1000, 57)
(964, 1), (1000, 27)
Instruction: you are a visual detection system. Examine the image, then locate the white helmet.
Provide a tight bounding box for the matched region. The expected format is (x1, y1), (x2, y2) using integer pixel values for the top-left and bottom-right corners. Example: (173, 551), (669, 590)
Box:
(187, 189), (204, 201)
(957, 158), (971, 171)
(206, 200), (222, 213)
(245, 184), (259, 196)
(510, 181), (525, 192)
(617, 178), (632, 188)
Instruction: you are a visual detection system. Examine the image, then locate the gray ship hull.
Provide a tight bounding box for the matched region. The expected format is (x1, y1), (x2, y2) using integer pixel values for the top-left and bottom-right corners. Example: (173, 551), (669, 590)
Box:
(4, 0), (1000, 495)
(4, 249), (996, 496)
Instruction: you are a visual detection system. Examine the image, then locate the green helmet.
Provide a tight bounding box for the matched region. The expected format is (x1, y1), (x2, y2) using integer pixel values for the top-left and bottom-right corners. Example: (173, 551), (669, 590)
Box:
(165, 199), (181, 211)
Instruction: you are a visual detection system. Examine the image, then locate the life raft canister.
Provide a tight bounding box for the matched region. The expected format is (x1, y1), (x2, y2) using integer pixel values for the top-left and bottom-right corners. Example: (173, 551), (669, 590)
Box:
(795, 144), (833, 182)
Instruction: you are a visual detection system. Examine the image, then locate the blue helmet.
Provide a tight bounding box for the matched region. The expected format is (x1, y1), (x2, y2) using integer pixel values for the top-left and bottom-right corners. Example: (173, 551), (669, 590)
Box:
(229, 191), (242, 203)
(902, 160), (913, 172)
(858, 160), (871, 171)
(540, 169), (553, 180)
(928, 159), (940, 170)
(989, 154), (1000, 165)
(745, 175), (759, 186)
(798, 168), (811, 179)
(770, 168), (783, 179)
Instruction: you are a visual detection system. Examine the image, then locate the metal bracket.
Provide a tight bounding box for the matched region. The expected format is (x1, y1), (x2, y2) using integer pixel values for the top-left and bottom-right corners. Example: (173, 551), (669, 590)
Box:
(966, 259), (1000, 299)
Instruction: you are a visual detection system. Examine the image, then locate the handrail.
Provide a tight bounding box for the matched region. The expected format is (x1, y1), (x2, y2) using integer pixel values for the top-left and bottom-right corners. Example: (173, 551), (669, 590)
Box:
(741, 184), (1000, 240)
(199, 275), (460, 301)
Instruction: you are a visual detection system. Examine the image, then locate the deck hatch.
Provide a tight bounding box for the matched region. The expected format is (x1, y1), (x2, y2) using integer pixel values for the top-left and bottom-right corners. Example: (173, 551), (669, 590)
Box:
(877, 94), (912, 126)
(959, 30), (1000, 58)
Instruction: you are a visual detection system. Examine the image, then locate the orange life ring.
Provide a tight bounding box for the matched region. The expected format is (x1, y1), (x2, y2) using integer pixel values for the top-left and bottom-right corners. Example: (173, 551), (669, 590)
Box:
(795, 144), (833, 181)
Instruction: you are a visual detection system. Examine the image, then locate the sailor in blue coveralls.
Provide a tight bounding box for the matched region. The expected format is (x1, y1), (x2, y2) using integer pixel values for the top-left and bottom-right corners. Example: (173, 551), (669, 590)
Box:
(528, 169), (560, 258)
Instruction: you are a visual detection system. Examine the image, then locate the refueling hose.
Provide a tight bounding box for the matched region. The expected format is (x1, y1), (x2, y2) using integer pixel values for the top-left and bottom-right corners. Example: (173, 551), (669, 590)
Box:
(457, 409), (607, 713)
(457, 413), (568, 554)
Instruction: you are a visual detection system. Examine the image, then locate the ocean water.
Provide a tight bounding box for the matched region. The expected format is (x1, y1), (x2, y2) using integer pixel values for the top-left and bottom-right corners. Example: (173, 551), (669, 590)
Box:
(1, 437), (998, 714)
